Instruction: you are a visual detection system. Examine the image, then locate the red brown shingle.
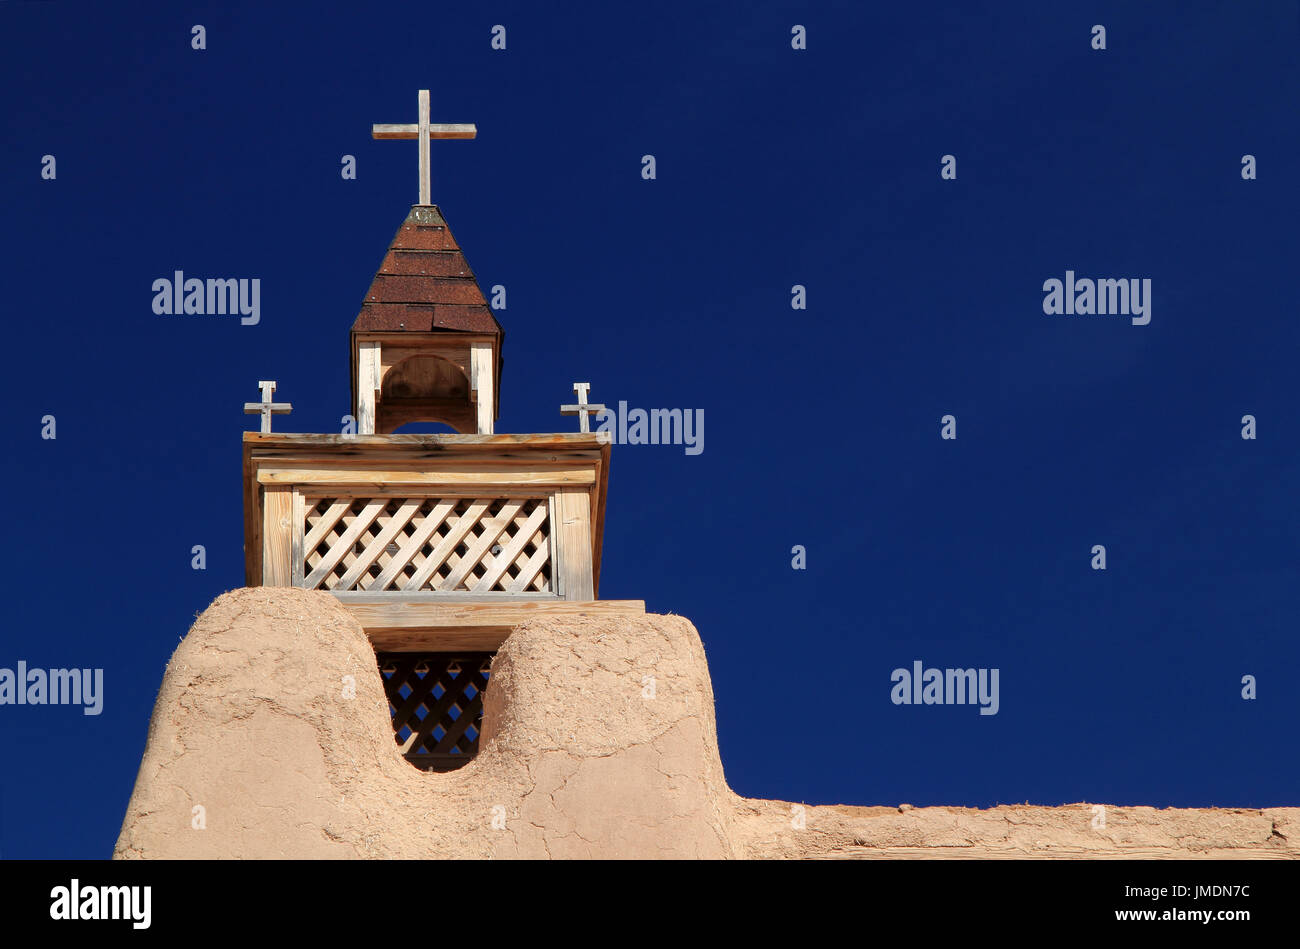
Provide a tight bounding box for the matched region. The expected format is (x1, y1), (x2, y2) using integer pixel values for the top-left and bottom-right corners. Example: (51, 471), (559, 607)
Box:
(351, 205), (503, 337)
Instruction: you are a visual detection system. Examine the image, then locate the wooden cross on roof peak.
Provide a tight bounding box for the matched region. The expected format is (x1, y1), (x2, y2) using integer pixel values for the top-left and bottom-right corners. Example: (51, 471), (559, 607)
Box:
(372, 90), (476, 206)
(244, 380), (292, 434)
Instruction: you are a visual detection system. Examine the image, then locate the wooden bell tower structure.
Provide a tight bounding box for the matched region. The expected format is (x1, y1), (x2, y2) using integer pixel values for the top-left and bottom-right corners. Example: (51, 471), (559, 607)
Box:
(240, 91), (642, 767)
(352, 89), (501, 436)
(350, 204), (502, 436)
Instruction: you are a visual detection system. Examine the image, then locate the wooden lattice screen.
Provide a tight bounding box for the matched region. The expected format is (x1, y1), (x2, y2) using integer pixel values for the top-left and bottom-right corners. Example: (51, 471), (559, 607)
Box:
(298, 495), (553, 593)
(378, 652), (493, 771)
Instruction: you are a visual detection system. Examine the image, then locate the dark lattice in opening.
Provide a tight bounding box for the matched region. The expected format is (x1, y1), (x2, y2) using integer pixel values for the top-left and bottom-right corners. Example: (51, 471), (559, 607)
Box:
(377, 652), (493, 772)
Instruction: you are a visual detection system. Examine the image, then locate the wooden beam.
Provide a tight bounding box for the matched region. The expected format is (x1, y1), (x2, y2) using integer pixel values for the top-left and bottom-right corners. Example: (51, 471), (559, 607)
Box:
(371, 124), (477, 140)
(256, 466), (596, 487)
(256, 452), (602, 469)
(339, 598), (646, 651)
(369, 628), (515, 651)
(296, 485), (566, 500)
(376, 401), (476, 436)
(242, 431), (610, 450)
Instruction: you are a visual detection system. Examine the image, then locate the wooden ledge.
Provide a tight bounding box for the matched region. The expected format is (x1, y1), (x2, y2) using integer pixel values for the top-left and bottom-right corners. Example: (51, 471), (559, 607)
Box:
(242, 431), (612, 451)
(336, 598), (646, 652)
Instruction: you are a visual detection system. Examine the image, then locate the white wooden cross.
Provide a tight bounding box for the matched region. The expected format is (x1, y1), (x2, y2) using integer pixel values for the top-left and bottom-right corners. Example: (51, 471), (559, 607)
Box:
(372, 89), (476, 206)
(560, 382), (605, 434)
(244, 380), (292, 433)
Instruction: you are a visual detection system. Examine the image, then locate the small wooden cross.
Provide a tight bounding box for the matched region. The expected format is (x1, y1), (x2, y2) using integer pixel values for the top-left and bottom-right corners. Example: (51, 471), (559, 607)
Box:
(560, 382), (605, 434)
(372, 89), (476, 206)
(244, 380), (292, 433)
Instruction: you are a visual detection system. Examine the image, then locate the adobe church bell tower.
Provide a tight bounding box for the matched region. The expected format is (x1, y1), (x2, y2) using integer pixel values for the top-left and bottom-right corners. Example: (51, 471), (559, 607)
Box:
(239, 90), (643, 771)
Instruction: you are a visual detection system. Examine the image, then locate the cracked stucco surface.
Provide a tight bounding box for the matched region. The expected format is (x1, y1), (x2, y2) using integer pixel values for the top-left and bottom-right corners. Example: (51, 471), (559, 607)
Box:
(114, 588), (1299, 859)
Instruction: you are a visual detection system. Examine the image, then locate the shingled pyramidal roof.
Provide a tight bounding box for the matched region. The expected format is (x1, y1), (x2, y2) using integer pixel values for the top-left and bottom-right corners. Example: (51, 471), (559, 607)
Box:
(351, 205), (504, 337)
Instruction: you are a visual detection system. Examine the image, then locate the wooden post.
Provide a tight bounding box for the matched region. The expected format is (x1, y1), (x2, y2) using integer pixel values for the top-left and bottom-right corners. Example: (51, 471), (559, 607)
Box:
(262, 486), (294, 586)
(291, 490), (305, 587)
(555, 488), (594, 600)
(470, 341), (494, 435)
(356, 341), (380, 435)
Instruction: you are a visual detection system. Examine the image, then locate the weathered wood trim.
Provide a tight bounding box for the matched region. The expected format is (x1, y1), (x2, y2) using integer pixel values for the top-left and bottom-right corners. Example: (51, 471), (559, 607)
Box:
(370, 628), (513, 652)
(340, 598), (646, 652)
(333, 592), (571, 604)
(243, 447), (262, 587)
(555, 488), (594, 600)
(470, 341), (494, 435)
(290, 489), (305, 587)
(548, 494), (561, 597)
(295, 485), (559, 500)
(243, 431), (611, 450)
(256, 467), (595, 487)
(253, 450), (603, 466)
(261, 486), (293, 586)
(356, 341), (379, 435)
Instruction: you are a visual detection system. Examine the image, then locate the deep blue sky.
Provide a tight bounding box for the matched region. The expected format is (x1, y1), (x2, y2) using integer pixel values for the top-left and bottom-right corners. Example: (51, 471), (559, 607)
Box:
(1, 1), (1297, 857)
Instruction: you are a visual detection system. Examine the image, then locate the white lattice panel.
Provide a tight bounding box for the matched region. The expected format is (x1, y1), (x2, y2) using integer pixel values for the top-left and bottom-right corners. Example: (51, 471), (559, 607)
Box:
(298, 495), (553, 594)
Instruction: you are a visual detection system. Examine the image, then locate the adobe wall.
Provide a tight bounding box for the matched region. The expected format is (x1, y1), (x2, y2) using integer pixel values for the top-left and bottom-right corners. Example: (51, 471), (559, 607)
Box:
(113, 587), (1298, 859)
